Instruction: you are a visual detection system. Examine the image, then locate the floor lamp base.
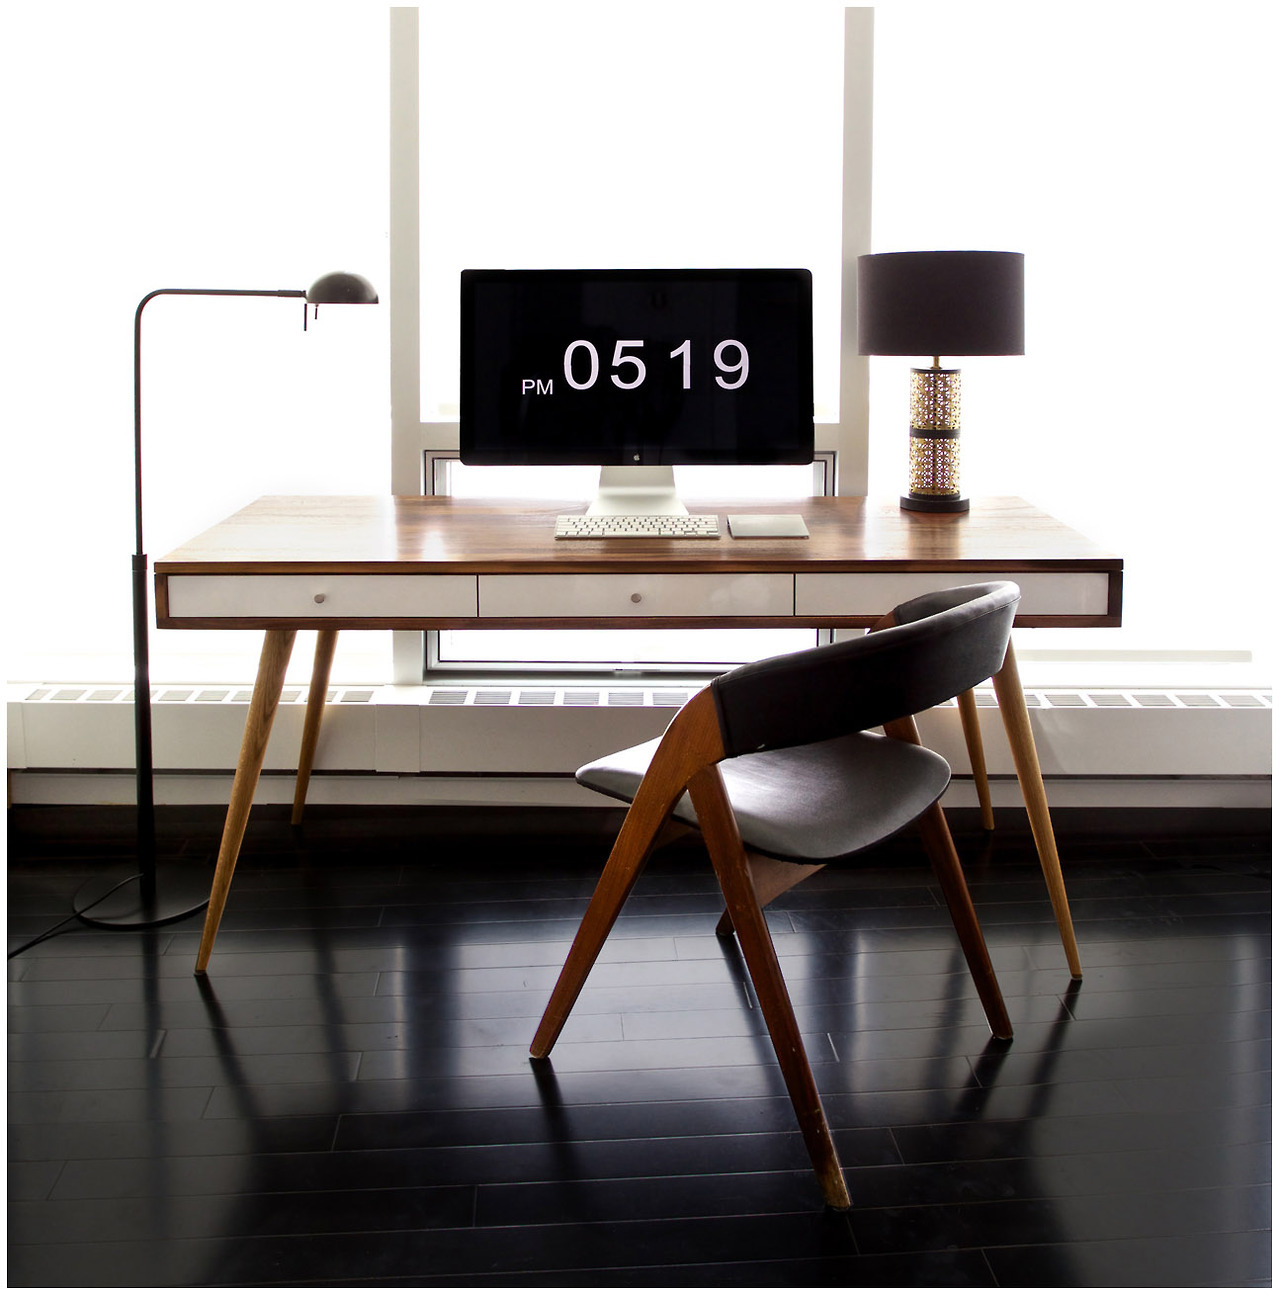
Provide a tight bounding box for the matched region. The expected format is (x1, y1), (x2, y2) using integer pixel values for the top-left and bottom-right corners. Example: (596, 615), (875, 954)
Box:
(74, 861), (213, 929)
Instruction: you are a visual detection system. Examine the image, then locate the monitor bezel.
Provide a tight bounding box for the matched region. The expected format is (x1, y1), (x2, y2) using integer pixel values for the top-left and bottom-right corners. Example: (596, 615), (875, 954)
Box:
(459, 267), (815, 468)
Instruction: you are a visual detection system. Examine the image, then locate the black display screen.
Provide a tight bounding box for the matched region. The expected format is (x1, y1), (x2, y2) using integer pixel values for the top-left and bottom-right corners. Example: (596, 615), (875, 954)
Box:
(459, 269), (814, 466)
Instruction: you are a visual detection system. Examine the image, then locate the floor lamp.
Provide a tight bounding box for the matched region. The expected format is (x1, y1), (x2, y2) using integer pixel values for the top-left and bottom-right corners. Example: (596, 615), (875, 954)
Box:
(76, 272), (378, 928)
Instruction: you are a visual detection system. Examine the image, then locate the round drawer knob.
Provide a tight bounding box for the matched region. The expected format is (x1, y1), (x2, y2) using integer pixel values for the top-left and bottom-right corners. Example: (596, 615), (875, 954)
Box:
(314, 593), (327, 605)
(630, 592), (643, 604)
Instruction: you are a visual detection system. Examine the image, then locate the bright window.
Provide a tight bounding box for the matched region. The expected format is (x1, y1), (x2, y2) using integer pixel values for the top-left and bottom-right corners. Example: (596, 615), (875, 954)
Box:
(867, 0), (1276, 670)
(418, 0), (847, 425)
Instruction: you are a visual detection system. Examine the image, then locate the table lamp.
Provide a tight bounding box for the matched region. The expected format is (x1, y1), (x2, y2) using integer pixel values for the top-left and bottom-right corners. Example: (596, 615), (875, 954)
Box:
(75, 272), (378, 929)
(857, 250), (1024, 513)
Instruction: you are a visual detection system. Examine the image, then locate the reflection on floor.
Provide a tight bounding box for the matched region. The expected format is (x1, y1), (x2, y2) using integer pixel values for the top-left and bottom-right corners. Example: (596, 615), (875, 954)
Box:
(7, 805), (1272, 1287)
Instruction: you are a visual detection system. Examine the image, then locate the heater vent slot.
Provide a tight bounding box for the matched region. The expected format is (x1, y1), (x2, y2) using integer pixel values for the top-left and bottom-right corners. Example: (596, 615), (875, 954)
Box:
(1043, 692), (1088, 707)
(1087, 693), (1131, 707)
(563, 691), (601, 706)
(473, 690), (513, 706)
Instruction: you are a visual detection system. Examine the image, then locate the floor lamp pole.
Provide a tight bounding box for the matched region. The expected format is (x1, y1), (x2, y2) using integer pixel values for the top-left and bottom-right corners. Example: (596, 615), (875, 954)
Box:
(76, 284), (360, 928)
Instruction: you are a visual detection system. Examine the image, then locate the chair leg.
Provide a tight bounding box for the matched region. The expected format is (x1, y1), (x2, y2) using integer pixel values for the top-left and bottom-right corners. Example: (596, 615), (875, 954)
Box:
(884, 716), (1012, 1040)
(533, 689), (727, 1058)
(689, 766), (852, 1210)
(991, 644), (1084, 980)
(530, 798), (671, 1059)
(917, 799), (1013, 1040)
(957, 688), (996, 831)
(291, 629), (339, 826)
(533, 689), (730, 1062)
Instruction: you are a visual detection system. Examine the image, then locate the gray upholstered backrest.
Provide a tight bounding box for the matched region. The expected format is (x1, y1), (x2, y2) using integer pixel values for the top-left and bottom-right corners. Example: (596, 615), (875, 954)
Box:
(710, 581), (1020, 758)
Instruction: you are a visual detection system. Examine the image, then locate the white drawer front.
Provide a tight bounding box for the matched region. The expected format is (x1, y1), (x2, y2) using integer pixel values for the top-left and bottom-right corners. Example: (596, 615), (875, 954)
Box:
(480, 572), (794, 618)
(165, 573), (478, 619)
(794, 570), (1111, 618)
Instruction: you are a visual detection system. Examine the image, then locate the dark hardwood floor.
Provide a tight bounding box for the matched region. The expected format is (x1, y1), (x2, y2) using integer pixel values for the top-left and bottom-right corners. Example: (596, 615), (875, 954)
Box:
(7, 803), (1272, 1286)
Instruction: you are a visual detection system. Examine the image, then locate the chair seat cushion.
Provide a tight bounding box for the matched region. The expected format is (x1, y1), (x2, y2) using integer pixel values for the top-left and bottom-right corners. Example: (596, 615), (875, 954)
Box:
(577, 732), (950, 864)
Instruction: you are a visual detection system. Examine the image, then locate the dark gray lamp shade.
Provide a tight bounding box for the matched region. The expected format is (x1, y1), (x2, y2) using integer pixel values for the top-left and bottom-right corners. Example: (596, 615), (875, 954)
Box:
(306, 271), (379, 305)
(857, 251), (1024, 357)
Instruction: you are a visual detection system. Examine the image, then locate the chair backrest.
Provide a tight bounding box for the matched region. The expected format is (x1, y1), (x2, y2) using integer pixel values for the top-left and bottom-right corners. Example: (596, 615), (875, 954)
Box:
(710, 581), (1020, 757)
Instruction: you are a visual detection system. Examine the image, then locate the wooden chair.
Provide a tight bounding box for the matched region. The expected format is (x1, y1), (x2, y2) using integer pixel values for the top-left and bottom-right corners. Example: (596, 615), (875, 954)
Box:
(530, 581), (1024, 1209)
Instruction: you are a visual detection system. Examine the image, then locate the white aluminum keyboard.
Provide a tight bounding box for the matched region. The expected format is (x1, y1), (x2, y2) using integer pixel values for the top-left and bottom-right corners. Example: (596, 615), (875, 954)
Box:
(554, 514), (720, 539)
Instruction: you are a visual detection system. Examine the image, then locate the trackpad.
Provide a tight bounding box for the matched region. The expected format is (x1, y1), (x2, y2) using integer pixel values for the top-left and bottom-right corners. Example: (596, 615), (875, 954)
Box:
(727, 514), (810, 538)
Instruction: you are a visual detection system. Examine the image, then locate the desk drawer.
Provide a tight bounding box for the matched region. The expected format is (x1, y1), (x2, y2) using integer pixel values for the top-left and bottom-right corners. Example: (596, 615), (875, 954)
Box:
(164, 573), (478, 620)
(795, 570), (1113, 618)
(480, 572), (793, 619)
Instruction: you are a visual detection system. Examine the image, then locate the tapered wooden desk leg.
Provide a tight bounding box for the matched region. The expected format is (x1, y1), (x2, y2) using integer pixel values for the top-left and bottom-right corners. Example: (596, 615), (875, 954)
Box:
(991, 645), (1084, 980)
(291, 630), (338, 826)
(957, 688), (996, 831)
(195, 630), (297, 974)
(690, 767), (851, 1210)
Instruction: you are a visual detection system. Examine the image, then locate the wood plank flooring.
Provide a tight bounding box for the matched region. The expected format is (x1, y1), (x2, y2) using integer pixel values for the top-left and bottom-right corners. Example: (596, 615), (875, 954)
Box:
(7, 805), (1272, 1286)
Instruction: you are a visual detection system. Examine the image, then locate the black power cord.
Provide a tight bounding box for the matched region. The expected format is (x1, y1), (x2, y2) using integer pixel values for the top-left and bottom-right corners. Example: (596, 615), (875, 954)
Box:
(7, 872), (143, 959)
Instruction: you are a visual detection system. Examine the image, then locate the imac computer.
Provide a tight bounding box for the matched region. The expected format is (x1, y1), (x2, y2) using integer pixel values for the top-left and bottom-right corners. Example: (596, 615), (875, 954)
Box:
(459, 269), (814, 535)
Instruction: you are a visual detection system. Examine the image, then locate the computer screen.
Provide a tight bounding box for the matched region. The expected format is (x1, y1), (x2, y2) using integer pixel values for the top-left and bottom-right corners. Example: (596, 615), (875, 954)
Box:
(459, 269), (815, 469)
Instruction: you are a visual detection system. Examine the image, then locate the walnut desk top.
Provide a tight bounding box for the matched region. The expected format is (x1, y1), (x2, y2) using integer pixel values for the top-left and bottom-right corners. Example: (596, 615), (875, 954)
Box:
(155, 494), (1121, 631)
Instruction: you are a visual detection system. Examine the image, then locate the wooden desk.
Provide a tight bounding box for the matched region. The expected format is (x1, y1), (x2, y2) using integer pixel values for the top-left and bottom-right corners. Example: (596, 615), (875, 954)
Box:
(155, 494), (1121, 972)
(157, 494), (1121, 631)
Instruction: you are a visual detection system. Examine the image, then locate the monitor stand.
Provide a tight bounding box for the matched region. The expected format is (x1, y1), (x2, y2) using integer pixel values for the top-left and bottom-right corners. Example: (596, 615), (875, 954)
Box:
(585, 465), (688, 516)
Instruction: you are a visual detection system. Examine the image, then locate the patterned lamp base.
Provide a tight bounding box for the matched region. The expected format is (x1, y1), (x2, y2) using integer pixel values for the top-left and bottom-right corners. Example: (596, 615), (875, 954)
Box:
(901, 364), (969, 513)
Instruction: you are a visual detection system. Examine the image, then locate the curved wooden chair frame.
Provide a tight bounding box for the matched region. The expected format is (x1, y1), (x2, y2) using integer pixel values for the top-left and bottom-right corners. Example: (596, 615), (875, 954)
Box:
(527, 686), (1013, 1210)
